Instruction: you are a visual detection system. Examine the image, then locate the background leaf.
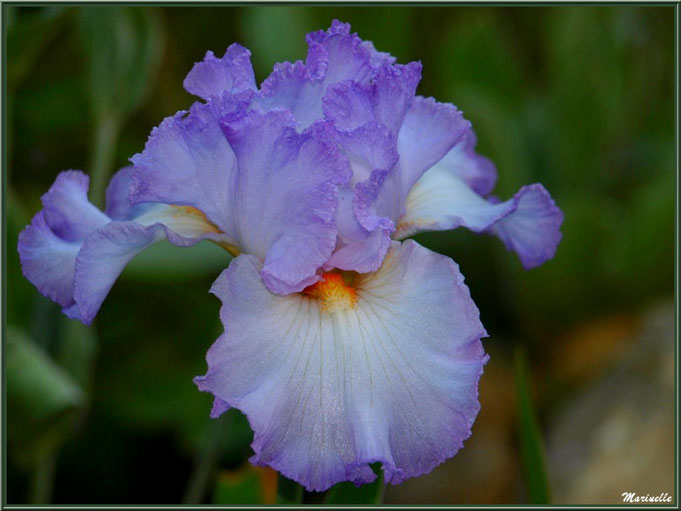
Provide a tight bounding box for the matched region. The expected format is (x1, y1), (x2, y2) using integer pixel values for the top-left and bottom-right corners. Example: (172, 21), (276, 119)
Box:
(6, 327), (85, 468)
(77, 6), (165, 120)
(77, 5), (166, 205)
(55, 317), (98, 391)
(6, 6), (71, 92)
(124, 241), (232, 283)
(514, 346), (551, 504)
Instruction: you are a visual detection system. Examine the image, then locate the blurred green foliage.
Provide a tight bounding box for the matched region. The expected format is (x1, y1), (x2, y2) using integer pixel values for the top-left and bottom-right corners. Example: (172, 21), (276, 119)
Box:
(514, 347), (551, 504)
(78, 5), (165, 205)
(4, 4), (674, 505)
(212, 465), (276, 505)
(323, 464), (385, 504)
(6, 327), (85, 467)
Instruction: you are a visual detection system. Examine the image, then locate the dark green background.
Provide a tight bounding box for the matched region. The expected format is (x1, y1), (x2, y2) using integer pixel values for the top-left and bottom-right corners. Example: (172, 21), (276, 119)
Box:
(4, 4), (675, 505)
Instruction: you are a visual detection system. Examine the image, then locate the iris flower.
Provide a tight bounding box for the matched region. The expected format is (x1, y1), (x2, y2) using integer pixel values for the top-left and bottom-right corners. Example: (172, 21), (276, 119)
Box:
(18, 20), (563, 492)
(17, 167), (233, 324)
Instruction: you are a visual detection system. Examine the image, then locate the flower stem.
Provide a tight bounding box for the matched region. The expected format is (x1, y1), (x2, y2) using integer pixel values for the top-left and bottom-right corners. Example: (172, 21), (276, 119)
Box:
(88, 114), (120, 209)
(276, 474), (304, 504)
(514, 346), (551, 504)
(182, 416), (229, 504)
(29, 449), (57, 504)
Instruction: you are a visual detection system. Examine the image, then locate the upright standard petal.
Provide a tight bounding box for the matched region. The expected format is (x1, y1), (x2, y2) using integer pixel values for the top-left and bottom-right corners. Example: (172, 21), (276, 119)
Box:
(256, 20), (387, 129)
(255, 60), (320, 129)
(322, 62), (422, 137)
(132, 98), (350, 295)
(221, 110), (351, 293)
(129, 92), (252, 233)
(183, 43), (257, 100)
(316, 62), (423, 273)
(393, 96), (471, 202)
(362, 97), (471, 233)
(305, 20), (376, 84)
(322, 122), (398, 273)
(438, 129), (497, 197)
(324, 94), (470, 240)
(196, 240), (488, 491)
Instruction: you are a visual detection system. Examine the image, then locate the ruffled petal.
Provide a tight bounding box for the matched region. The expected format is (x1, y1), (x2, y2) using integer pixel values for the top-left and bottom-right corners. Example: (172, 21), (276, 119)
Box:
(183, 43), (257, 100)
(104, 166), (152, 221)
(342, 97), (471, 237)
(129, 92), (252, 232)
(395, 96), (471, 199)
(396, 164), (564, 268)
(323, 226), (391, 274)
(256, 61), (322, 129)
(18, 211), (80, 309)
(256, 20), (382, 130)
(196, 240), (488, 491)
(71, 217), (224, 324)
(70, 221), (168, 323)
(322, 85), (471, 269)
(361, 39), (396, 67)
(329, 121), (398, 190)
(322, 62), (422, 137)
(41, 170), (110, 241)
(19, 166), (232, 324)
(334, 124), (397, 227)
(321, 122), (398, 273)
(304, 20), (375, 88)
(318, 70), (436, 274)
(438, 129), (497, 197)
(490, 184), (564, 269)
(221, 110), (351, 294)
(395, 164), (515, 239)
(132, 96), (349, 293)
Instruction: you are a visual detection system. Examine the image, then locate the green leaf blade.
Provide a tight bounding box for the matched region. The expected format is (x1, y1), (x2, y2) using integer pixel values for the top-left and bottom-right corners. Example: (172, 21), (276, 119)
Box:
(6, 327), (85, 467)
(514, 346), (552, 504)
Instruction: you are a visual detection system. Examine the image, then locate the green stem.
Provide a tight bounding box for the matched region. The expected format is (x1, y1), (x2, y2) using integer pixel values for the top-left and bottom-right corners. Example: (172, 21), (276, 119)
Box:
(514, 346), (552, 504)
(88, 114), (120, 209)
(376, 478), (386, 504)
(29, 449), (57, 504)
(182, 416), (229, 504)
(277, 474), (304, 504)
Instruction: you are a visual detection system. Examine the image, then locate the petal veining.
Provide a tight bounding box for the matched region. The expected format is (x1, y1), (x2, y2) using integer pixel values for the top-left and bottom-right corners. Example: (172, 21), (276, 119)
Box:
(18, 168), (236, 324)
(132, 98), (350, 294)
(196, 240), (488, 491)
(396, 162), (564, 268)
